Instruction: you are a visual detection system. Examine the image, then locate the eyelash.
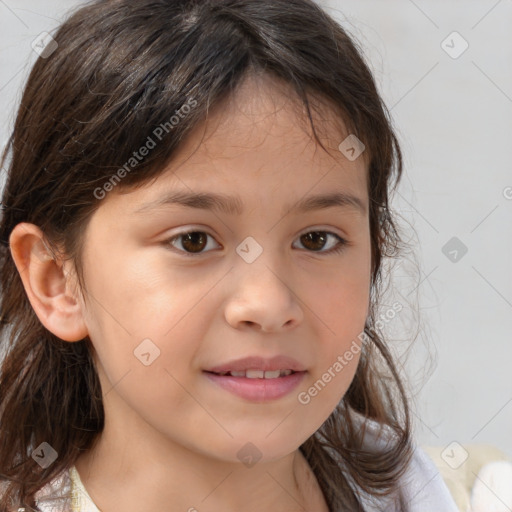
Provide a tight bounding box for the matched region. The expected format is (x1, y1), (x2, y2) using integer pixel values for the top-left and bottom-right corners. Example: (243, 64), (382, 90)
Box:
(163, 229), (349, 257)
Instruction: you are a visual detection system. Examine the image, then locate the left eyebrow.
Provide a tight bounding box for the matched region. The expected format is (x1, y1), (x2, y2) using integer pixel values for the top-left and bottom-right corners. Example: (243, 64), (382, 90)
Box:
(133, 190), (367, 217)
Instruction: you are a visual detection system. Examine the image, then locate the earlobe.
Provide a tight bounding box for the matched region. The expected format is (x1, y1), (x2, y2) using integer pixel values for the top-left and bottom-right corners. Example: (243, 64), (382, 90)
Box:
(9, 222), (89, 342)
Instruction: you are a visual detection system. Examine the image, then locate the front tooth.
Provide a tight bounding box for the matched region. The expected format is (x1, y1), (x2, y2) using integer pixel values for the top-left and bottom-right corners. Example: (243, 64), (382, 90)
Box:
(230, 371), (246, 377)
(245, 369), (265, 379)
(264, 370), (281, 379)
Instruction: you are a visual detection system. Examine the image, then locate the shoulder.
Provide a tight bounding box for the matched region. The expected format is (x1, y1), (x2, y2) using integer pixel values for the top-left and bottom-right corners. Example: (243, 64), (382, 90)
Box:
(0, 468), (72, 512)
(397, 442), (460, 511)
(351, 413), (460, 512)
(32, 467), (73, 512)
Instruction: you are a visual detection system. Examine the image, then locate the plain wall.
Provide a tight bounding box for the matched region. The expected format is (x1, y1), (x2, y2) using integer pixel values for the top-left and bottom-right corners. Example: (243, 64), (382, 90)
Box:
(1, 0), (511, 459)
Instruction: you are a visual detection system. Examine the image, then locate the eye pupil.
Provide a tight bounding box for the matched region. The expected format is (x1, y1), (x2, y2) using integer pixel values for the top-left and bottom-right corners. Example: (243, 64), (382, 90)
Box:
(301, 232), (327, 251)
(182, 232), (207, 253)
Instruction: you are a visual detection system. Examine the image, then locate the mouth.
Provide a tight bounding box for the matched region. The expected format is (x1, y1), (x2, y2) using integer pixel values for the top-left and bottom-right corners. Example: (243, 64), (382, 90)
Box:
(203, 367), (307, 402)
(204, 354), (307, 375)
(205, 369), (297, 378)
(203, 355), (307, 401)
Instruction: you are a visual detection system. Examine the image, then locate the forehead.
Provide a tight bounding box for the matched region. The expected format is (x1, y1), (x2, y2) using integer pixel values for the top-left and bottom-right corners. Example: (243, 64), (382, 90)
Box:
(118, 73), (369, 214)
(189, 72), (367, 167)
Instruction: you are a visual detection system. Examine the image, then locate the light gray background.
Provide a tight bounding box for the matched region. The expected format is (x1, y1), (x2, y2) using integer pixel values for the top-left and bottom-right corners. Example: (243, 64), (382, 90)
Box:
(1, 1), (511, 459)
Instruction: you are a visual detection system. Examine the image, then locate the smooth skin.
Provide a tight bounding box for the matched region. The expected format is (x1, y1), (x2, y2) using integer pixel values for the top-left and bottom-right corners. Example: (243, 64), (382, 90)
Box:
(9, 72), (371, 511)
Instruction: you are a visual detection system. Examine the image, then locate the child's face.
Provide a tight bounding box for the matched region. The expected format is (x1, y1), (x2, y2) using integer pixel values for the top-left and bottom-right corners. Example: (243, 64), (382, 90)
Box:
(78, 75), (371, 463)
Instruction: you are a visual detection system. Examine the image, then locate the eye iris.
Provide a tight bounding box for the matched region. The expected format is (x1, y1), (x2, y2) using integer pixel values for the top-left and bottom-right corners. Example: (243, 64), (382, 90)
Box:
(301, 232), (327, 251)
(182, 232), (207, 253)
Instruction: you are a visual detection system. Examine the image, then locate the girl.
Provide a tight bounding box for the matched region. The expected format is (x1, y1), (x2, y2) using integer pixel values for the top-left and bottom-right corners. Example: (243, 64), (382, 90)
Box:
(0, 0), (458, 510)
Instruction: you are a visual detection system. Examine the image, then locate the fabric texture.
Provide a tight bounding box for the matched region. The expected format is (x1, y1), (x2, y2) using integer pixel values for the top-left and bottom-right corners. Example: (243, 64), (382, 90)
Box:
(69, 466), (101, 512)
(345, 413), (460, 512)
(356, 443), (460, 511)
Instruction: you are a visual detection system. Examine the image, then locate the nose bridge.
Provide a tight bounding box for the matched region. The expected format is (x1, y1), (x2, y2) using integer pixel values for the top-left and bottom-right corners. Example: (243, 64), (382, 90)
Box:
(234, 230), (295, 288)
(234, 233), (281, 284)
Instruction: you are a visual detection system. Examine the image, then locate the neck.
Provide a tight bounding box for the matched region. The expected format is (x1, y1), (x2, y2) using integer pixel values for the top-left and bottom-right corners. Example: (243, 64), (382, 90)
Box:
(73, 411), (328, 512)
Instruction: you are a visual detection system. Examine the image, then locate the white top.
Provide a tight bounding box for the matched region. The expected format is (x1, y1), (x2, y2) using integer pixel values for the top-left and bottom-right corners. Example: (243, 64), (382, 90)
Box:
(31, 416), (459, 511)
(356, 442), (460, 511)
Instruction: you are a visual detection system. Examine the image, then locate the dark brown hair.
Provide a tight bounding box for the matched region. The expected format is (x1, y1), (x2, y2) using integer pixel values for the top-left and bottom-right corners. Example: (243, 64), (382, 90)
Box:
(0, 0), (413, 510)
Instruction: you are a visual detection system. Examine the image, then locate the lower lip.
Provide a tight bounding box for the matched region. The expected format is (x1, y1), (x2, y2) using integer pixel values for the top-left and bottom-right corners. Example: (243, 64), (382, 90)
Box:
(204, 371), (306, 402)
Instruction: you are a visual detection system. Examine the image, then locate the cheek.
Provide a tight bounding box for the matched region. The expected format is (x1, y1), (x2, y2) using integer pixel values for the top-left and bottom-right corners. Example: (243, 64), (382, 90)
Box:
(81, 254), (213, 400)
(294, 351), (361, 443)
(301, 268), (369, 414)
(316, 264), (370, 337)
(86, 294), (205, 434)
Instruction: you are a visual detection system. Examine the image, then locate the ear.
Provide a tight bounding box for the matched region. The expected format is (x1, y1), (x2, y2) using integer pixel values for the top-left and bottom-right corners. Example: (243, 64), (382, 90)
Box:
(9, 222), (89, 342)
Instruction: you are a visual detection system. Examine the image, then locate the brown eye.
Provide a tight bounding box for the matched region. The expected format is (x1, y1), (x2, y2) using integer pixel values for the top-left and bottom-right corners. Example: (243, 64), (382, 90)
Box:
(180, 232), (207, 253)
(295, 231), (348, 255)
(300, 232), (328, 251)
(167, 231), (219, 255)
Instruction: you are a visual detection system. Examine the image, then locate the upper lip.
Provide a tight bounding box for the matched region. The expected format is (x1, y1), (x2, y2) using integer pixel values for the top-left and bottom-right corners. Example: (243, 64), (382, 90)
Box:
(205, 355), (307, 373)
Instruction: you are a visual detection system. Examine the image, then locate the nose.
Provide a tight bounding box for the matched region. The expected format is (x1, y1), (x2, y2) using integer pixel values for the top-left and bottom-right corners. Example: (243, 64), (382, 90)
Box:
(223, 262), (304, 333)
